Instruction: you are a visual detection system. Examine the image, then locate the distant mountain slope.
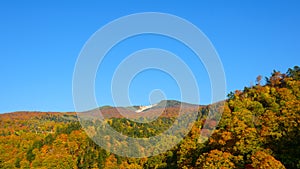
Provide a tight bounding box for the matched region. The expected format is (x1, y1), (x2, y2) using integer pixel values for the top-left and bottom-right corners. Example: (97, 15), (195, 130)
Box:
(0, 100), (202, 121)
(154, 100), (200, 108)
(77, 100), (201, 120)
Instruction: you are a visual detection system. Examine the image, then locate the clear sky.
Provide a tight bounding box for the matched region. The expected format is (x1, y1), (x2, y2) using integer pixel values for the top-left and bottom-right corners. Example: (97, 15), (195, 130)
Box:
(0, 0), (299, 113)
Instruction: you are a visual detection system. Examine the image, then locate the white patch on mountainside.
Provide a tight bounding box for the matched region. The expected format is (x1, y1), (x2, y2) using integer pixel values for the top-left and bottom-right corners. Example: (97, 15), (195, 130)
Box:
(135, 104), (157, 113)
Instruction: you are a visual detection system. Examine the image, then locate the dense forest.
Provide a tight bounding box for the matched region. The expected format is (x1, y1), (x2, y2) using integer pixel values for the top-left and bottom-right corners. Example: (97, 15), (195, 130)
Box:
(0, 66), (299, 169)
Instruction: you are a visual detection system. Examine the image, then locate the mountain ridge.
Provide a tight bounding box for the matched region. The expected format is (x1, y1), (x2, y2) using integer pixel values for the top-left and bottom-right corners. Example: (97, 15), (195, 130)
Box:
(0, 100), (203, 120)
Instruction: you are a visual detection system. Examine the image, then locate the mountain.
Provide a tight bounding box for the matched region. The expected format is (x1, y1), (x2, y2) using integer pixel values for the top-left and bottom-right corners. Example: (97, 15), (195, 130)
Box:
(124, 100), (201, 113)
(0, 66), (299, 169)
(0, 100), (201, 121)
(71, 100), (202, 121)
(154, 100), (200, 108)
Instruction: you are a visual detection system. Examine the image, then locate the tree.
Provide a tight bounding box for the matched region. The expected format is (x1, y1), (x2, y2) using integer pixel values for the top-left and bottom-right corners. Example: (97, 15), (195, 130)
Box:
(250, 151), (285, 169)
(287, 66), (300, 80)
(196, 149), (240, 169)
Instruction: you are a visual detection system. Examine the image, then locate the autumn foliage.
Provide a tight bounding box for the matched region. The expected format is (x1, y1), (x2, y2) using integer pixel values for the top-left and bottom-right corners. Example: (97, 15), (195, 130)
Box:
(0, 66), (299, 168)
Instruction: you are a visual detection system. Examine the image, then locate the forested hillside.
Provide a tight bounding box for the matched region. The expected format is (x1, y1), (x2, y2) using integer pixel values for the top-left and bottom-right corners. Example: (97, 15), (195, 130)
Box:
(0, 66), (299, 169)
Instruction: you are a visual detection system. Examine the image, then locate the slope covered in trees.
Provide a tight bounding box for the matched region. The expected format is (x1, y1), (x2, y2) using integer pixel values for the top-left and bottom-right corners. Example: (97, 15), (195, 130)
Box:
(0, 66), (299, 168)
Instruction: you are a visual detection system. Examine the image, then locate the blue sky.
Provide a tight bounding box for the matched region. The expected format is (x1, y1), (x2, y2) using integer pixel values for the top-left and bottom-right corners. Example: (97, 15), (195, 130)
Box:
(0, 1), (299, 113)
